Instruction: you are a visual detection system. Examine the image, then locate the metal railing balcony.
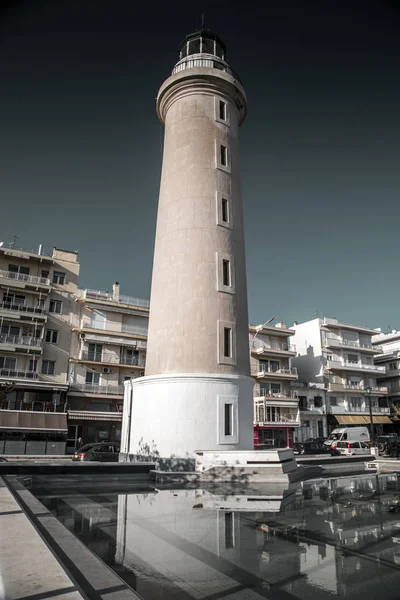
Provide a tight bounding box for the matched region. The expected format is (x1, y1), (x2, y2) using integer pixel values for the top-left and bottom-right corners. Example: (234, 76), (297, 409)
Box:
(172, 55), (242, 84)
(256, 390), (298, 399)
(255, 343), (296, 353)
(84, 289), (150, 308)
(343, 384), (388, 393)
(342, 361), (385, 372)
(69, 383), (124, 395)
(254, 413), (300, 425)
(81, 320), (148, 336)
(0, 400), (67, 412)
(324, 337), (381, 352)
(81, 352), (145, 367)
(257, 366), (297, 376)
(0, 369), (39, 379)
(0, 333), (43, 347)
(0, 269), (51, 286)
(0, 301), (47, 315)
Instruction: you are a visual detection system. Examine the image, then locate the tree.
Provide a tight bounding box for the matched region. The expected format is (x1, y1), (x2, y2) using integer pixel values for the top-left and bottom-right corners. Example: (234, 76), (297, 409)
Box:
(0, 382), (16, 403)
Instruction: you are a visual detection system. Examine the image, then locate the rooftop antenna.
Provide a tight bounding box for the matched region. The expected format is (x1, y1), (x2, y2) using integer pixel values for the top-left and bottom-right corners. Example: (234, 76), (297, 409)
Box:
(10, 235), (19, 248)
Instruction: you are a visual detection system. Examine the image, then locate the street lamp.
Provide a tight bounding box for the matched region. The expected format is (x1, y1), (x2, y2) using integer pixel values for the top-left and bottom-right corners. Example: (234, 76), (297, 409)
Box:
(365, 385), (374, 444)
(252, 317), (276, 349)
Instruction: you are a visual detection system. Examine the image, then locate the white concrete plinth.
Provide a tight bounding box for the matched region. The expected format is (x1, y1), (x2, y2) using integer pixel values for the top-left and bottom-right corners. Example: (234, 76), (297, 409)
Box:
(121, 373), (254, 463)
(196, 449), (298, 483)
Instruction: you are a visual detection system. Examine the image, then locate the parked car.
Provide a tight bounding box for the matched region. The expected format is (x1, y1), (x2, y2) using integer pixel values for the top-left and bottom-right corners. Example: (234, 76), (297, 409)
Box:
(73, 442), (120, 462)
(330, 441), (371, 456)
(293, 440), (329, 455)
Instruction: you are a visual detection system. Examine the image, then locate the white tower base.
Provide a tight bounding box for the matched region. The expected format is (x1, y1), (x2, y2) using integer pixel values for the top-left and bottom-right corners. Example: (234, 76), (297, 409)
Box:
(120, 374), (254, 468)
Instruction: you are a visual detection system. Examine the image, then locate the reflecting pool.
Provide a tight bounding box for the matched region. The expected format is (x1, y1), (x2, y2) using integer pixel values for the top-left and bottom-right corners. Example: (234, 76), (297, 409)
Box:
(28, 472), (400, 600)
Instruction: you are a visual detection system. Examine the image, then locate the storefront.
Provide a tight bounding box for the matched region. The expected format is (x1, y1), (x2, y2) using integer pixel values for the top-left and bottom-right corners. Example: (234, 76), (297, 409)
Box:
(327, 414), (393, 435)
(0, 410), (67, 455)
(254, 425), (294, 449)
(66, 410), (122, 453)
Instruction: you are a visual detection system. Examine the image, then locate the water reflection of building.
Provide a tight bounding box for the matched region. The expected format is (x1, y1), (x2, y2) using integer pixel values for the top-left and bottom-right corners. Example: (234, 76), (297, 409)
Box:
(33, 473), (400, 600)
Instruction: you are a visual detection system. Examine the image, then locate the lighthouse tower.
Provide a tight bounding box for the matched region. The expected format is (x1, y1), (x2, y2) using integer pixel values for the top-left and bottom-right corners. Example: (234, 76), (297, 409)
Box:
(121, 29), (254, 461)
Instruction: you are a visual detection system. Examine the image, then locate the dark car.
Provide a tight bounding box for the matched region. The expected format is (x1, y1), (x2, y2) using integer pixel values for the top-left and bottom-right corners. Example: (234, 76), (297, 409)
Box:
(73, 442), (120, 462)
(293, 441), (328, 455)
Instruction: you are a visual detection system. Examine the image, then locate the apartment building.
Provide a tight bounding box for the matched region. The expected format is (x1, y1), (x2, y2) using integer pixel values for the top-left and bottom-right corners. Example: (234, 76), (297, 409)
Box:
(291, 318), (391, 435)
(250, 321), (300, 449)
(67, 283), (148, 451)
(0, 243), (79, 455)
(292, 383), (328, 442)
(373, 329), (400, 427)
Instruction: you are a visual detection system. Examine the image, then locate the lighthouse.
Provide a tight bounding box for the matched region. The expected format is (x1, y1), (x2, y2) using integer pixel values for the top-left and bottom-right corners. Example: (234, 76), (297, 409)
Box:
(121, 29), (254, 462)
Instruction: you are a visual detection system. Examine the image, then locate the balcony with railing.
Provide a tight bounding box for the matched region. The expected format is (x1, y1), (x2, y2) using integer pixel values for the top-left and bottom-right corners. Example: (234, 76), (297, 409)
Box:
(0, 333), (43, 349)
(254, 365), (298, 379)
(0, 269), (51, 287)
(253, 343), (296, 356)
(0, 369), (39, 380)
(83, 289), (150, 309)
(254, 402), (300, 426)
(328, 383), (388, 394)
(80, 351), (145, 367)
(0, 400), (67, 412)
(255, 389), (298, 400)
(0, 301), (47, 319)
(326, 360), (385, 373)
(69, 383), (124, 396)
(81, 319), (148, 337)
(330, 404), (390, 415)
(324, 336), (382, 353)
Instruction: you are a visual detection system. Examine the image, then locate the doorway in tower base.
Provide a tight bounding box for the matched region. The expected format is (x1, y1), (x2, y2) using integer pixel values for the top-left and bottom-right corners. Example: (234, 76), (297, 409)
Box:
(254, 426), (293, 449)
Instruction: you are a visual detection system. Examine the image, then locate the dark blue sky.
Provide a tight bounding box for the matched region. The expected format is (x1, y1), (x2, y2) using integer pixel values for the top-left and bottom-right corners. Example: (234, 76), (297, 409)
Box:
(1, 1), (399, 330)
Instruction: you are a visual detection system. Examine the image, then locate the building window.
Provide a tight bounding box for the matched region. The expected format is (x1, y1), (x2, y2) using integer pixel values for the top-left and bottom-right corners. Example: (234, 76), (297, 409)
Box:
(3, 294), (25, 306)
(41, 270), (49, 279)
(222, 259), (230, 287)
(216, 192), (233, 230)
(217, 253), (235, 294)
(330, 396), (337, 406)
(45, 330), (59, 344)
(0, 356), (16, 370)
(85, 371), (100, 384)
(314, 396), (323, 408)
(1, 325), (20, 336)
(49, 300), (62, 314)
(9, 264), (29, 275)
(224, 512), (234, 549)
(219, 100), (226, 121)
(326, 354), (332, 361)
(220, 144), (228, 166)
(218, 320), (236, 365)
(28, 359), (37, 372)
(52, 271), (66, 285)
(224, 327), (231, 357)
(221, 198), (229, 223)
(88, 343), (102, 362)
(347, 353), (359, 364)
(224, 403), (233, 436)
(42, 360), (55, 375)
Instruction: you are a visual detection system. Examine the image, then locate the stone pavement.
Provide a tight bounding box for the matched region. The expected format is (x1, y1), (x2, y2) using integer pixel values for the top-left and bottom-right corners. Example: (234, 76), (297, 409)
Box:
(0, 478), (83, 600)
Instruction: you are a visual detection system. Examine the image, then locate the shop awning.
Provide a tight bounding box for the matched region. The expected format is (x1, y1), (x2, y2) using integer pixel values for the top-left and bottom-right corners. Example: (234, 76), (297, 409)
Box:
(334, 415), (392, 425)
(67, 410), (123, 422)
(0, 410), (67, 432)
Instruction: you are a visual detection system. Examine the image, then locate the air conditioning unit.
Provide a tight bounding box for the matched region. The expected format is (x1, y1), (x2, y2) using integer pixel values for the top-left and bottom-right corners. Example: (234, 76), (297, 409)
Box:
(79, 333), (85, 339)
(102, 367), (113, 374)
(140, 371), (145, 376)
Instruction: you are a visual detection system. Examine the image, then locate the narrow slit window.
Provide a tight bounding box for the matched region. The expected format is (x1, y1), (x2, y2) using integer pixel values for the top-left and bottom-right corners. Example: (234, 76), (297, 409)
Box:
(225, 512), (234, 548)
(219, 100), (226, 121)
(222, 259), (230, 286)
(223, 327), (231, 357)
(221, 198), (229, 223)
(220, 144), (227, 167)
(224, 403), (233, 436)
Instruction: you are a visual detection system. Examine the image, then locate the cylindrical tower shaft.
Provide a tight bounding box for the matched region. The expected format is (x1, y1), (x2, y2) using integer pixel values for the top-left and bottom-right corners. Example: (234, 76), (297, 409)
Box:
(146, 35), (249, 378)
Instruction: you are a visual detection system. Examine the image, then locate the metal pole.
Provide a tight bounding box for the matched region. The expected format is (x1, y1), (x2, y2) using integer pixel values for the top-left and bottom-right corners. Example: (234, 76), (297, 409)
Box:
(368, 389), (374, 444)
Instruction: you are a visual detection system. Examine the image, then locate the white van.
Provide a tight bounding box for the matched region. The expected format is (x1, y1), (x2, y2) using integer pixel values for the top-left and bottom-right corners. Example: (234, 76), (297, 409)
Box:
(324, 427), (370, 449)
